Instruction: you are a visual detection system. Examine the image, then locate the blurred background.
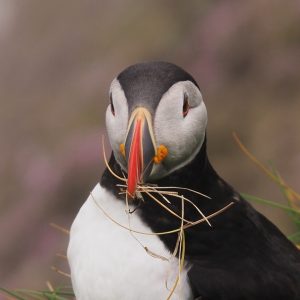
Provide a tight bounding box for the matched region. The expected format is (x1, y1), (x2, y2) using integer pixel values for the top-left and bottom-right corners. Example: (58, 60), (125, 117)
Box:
(0, 0), (299, 291)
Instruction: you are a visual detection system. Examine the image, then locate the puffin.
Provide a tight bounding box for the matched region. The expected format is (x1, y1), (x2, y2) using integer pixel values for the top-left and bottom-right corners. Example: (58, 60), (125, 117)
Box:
(67, 61), (300, 300)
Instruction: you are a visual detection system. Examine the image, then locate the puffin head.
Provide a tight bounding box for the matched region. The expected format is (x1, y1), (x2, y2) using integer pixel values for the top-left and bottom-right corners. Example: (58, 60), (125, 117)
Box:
(106, 62), (207, 198)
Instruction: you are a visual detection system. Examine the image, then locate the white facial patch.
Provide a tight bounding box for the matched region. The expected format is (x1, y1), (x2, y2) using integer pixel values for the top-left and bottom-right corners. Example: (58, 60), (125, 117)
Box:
(151, 81), (207, 179)
(105, 78), (128, 170)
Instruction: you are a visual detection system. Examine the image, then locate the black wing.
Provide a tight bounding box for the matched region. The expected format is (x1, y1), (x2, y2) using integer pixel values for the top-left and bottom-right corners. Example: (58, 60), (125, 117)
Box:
(187, 201), (300, 300)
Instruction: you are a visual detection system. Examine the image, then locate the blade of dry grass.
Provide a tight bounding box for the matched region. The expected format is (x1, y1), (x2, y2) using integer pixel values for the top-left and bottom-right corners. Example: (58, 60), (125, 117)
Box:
(233, 132), (300, 201)
(234, 132), (300, 248)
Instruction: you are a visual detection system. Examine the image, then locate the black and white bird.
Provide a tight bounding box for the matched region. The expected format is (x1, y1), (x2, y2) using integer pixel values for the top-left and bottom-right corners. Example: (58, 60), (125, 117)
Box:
(68, 62), (300, 300)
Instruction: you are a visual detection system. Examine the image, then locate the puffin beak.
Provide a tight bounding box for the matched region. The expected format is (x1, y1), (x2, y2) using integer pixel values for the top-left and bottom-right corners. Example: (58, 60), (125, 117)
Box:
(124, 107), (156, 198)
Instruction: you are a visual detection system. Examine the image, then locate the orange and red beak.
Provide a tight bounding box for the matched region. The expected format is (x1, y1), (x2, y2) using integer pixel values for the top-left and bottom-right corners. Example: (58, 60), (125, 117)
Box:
(124, 108), (156, 198)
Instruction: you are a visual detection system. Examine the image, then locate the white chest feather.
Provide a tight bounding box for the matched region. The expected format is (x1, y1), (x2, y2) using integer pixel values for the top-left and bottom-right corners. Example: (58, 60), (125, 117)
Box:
(67, 184), (192, 300)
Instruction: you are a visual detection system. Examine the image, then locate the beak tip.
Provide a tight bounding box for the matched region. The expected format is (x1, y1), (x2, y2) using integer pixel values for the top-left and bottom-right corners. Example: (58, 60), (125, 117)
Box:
(127, 191), (135, 199)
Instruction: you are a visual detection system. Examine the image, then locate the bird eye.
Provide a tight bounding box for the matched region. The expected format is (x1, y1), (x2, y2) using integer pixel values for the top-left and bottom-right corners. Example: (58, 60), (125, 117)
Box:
(110, 93), (115, 116)
(182, 93), (189, 117)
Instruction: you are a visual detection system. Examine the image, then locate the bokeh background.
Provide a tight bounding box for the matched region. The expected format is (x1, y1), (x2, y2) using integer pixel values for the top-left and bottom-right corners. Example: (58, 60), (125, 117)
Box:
(1, 0), (299, 291)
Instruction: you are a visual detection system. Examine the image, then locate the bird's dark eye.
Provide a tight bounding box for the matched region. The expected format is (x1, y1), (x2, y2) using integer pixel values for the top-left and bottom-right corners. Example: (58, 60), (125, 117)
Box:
(110, 93), (115, 116)
(182, 93), (189, 117)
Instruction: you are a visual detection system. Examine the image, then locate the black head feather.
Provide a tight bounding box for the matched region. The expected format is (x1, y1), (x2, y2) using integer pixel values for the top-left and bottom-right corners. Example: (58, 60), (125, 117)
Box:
(117, 61), (199, 114)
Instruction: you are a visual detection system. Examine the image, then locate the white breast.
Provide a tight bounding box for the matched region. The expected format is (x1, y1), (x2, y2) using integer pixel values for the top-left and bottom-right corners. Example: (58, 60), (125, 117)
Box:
(67, 184), (192, 300)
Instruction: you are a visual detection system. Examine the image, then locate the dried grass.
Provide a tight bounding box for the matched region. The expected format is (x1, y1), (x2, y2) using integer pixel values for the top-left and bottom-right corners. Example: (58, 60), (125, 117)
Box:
(97, 137), (234, 299)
